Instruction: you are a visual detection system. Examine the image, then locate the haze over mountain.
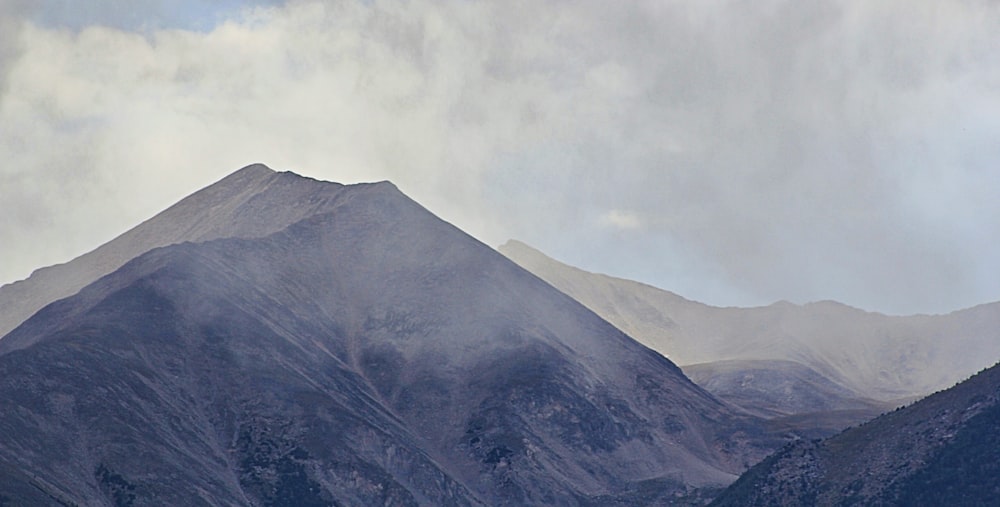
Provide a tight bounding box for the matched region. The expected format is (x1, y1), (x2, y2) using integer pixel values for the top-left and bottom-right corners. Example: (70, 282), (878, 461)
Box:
(712, 361), (1000, 506)
(5, 1), (1000, 319)
(0, 163), (361, 339)
(682, 360), (886, 419)
(0, 165), (787, 505)
(499, 240), (1000, 404)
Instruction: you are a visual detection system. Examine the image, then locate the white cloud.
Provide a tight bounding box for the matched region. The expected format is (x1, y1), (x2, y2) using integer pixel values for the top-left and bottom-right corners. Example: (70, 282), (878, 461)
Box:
(599, 210), (642, 230)
(2, 0), (1000, 314)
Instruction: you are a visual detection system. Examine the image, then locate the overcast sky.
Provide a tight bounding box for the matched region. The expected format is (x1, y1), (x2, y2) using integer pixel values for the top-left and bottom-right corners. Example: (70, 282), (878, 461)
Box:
(1, 0), (998, 315)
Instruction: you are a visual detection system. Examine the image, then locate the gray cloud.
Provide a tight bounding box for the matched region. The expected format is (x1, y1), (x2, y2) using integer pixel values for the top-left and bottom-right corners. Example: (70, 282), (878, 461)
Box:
(1, 0), (999, 315)
(0, 0), (30, 98)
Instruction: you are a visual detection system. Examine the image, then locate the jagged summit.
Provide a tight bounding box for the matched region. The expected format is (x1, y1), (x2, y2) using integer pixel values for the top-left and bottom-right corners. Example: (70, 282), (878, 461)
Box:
(0, 166), (393, 339)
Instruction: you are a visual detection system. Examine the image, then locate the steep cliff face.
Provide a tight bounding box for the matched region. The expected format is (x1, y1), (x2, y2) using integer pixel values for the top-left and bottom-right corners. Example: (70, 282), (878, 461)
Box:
(0, 168), (782, 505)
(711, 362), (1000, 506)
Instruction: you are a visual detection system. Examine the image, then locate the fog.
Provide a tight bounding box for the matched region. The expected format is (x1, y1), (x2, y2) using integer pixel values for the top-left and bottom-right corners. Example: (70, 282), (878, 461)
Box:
(1, 0), (999, 314)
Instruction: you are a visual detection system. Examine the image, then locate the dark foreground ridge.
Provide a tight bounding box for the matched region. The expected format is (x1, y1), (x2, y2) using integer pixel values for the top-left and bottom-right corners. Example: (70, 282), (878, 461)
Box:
(0, 166), (788, 505)
(711, 361), (1000, 506)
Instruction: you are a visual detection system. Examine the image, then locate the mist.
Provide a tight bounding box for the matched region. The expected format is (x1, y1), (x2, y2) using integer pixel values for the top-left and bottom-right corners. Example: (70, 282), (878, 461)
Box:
(1, 0), (999, 315)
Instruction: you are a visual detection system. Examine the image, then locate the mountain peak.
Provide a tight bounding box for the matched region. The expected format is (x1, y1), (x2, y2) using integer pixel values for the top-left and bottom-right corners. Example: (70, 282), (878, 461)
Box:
(499, 238), (534, 250)
(0, 165), (390, 339)
(498, 238), (546, 259)
(211, 162), (278, 187)
(233, 162), (275, 176)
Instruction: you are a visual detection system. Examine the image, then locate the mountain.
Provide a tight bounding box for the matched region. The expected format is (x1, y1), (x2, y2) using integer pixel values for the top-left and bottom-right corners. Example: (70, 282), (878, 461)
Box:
(0, 167), (784, 505)
(683, 360), (887, 418)
(0, 163), (358, 340)
(499, 240), (1000, 403)
(681, 360), (892, 440)
(711, 361), (1000, 506)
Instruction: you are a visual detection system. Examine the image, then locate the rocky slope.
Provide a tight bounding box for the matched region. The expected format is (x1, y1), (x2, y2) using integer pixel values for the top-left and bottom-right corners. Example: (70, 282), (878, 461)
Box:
(0, 167), (786, 505)
(499, 240), (1000, 403)
(711, 361), (1000, 506)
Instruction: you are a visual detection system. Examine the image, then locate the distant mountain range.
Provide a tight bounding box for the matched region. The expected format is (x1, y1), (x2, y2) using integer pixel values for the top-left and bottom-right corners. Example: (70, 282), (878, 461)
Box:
(499, 240), (1000, 503)
(0, 165), (786, 505)
(499, 240), (1000, 404)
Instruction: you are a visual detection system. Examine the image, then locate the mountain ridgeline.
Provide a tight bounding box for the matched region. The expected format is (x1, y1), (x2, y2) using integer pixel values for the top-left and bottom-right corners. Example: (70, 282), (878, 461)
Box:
(499, 240), (1000, 406)
(0, 166), (785, 505)
(0, 164), (365, 339)
(711, 361), (1000, 506)
(499, 240), (1000, 504)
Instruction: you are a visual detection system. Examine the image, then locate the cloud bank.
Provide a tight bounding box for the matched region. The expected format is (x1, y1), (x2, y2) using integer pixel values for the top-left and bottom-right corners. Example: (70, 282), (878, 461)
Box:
(1, 0), (999, 315)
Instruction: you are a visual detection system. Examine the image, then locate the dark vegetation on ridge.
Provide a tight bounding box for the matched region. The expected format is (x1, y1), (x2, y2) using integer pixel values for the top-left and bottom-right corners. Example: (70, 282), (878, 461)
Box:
(711, 362), (1000, 506)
